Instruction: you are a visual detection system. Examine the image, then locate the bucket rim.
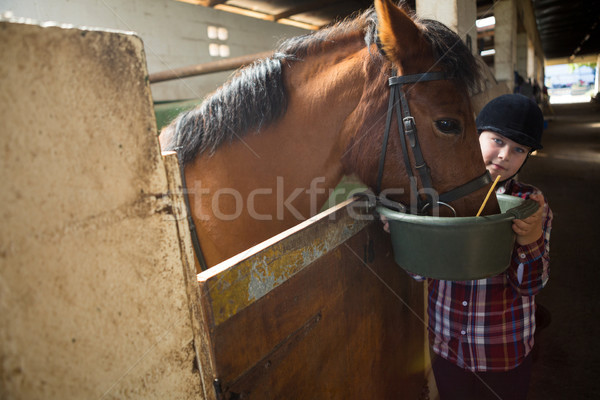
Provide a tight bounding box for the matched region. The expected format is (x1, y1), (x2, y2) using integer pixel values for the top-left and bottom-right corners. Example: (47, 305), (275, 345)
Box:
(377, 194), (538, 226)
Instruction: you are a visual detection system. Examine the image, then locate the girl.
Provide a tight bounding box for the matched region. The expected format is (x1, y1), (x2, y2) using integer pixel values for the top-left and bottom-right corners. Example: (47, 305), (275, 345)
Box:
(429, 94), (553, 399)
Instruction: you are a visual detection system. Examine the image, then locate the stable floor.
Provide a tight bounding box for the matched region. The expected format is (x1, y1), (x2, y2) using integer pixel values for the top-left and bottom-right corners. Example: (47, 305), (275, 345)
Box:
(520, 101), (600, 400)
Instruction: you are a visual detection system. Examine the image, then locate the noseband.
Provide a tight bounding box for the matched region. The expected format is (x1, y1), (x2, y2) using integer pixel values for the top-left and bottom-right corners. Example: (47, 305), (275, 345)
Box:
(375, 69), (492, 215)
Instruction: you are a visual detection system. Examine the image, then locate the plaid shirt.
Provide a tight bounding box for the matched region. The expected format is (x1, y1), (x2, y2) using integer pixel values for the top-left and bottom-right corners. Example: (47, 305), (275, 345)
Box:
(417, 179), (553, 372)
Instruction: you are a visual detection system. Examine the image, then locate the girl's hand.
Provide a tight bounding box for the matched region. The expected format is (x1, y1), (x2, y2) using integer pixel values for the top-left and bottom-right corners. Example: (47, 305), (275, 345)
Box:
(513, 194), (545, 246)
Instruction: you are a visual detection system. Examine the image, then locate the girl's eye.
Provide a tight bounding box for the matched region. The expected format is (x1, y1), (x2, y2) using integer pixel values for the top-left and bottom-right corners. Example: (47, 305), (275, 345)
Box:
(493, 138), (503, 145)
(515, 147), (526, 154)
(435, 119), (462, 135)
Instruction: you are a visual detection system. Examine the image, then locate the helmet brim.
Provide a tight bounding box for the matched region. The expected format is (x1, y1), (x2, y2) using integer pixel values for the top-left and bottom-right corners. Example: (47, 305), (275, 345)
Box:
(478, 126), (543, 150)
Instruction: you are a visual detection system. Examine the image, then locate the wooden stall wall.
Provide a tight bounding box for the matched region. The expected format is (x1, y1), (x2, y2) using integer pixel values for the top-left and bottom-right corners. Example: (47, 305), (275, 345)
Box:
(197, 201), (427, 399)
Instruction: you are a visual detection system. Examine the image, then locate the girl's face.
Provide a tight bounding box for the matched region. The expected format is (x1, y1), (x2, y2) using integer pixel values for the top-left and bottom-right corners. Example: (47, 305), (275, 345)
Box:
(479, 130), (531, 181)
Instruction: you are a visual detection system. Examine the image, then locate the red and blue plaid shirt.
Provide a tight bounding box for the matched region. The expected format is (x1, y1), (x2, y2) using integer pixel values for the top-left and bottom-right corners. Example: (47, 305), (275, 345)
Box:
(416, 179), (553, 372)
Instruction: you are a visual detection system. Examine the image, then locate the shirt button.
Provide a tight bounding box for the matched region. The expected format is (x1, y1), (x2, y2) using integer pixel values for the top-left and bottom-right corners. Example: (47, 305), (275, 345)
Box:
(461, 330), (466, 335)
(462, 301), (468, 306)
(520, 253), (526, 259)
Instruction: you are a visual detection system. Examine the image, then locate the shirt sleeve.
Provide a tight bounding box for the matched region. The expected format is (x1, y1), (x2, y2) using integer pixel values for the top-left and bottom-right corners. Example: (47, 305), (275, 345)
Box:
(506, 196), (553, 296)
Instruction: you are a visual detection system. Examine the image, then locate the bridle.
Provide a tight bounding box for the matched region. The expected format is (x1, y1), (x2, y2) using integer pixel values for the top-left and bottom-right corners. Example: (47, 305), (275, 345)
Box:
(375, 69), (492, 215)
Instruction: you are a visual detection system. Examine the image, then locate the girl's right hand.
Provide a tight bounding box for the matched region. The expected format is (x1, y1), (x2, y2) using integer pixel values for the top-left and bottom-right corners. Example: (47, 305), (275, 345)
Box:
(513, 193), (545, 245)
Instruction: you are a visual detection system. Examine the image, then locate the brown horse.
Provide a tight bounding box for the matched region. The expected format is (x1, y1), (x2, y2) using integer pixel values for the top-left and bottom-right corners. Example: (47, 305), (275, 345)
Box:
(160, 0), (499, 270)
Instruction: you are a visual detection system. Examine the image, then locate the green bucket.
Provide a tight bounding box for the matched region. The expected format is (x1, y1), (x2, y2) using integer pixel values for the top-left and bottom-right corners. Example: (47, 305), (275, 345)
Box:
(377, 194), (539, 281)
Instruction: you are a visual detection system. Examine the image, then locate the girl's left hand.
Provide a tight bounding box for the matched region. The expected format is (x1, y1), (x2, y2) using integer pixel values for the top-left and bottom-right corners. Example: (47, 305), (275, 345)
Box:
(513, 193), (545, 246)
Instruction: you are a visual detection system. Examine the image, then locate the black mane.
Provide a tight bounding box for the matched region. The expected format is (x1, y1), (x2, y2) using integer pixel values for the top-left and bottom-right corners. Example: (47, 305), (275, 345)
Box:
(163, 3), (481, 165)
(164, 56), (287, 165)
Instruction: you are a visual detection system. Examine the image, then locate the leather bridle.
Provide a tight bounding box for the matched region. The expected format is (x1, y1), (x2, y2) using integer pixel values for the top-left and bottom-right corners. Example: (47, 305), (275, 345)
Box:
(375, 69), (492, 215)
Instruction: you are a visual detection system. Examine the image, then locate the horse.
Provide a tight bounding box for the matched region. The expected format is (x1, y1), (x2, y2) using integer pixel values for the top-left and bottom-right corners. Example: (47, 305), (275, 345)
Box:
(160, 0), (499, 271)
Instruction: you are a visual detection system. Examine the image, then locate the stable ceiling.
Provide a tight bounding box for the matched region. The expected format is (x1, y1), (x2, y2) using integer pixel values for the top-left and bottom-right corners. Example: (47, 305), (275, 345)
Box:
(181, 0), (600, 61)
(479, 0), (600, 60)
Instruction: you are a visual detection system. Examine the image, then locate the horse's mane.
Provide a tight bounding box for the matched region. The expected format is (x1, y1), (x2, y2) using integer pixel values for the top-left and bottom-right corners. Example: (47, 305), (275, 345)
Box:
(163, 2), (481, 165)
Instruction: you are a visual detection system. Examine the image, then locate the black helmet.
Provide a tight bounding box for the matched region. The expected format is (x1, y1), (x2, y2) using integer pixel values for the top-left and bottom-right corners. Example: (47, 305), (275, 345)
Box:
(476, 94), (544, 150)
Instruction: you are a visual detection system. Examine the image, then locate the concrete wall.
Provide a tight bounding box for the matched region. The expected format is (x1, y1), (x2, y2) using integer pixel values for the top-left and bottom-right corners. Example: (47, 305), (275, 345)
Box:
(0, 20), (207, 399)
(0, 0), (309, 101)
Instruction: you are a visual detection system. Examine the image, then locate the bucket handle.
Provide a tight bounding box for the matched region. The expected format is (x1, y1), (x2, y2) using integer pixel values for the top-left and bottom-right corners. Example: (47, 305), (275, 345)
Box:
(506, 199), (539, 220)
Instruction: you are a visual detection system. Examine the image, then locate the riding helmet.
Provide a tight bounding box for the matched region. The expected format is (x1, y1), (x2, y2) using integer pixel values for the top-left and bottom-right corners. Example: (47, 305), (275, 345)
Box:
(476, 94), (544, 150)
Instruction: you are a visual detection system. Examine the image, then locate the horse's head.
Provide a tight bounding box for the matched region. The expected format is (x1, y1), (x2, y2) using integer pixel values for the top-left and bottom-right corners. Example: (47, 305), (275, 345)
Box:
(343, 0), (499, 217)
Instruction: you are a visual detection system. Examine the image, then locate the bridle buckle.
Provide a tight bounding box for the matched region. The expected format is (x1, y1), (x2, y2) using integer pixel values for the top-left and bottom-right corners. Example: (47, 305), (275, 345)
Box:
(402, 116), (416, 147)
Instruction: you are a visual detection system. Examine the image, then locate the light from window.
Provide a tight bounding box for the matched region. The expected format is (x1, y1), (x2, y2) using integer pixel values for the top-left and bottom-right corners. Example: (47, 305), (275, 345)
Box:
(209, 43), (220, 56)
(476, 16), (495, 28)
(219, 45), (230, 57)
(217, 27), (228, 41)
(207, 25), (218, 39)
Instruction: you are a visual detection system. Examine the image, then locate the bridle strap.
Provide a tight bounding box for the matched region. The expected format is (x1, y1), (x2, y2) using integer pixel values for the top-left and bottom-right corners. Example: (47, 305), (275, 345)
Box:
(388, 71), (447, 85)
(375, 81), (397, 196)
(176, 152), (209, 272)
(438, 171), (492, 204)
(375, 69), (491, 215)
(175, 121), (209, 271)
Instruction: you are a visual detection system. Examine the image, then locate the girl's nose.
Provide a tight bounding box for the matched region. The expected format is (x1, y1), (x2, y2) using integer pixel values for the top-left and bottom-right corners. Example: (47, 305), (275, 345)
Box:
(498, 146), (509, 160)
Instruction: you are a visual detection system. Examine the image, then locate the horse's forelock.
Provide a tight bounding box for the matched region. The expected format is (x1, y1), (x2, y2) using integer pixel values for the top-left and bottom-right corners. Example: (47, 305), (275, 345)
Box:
(420, 19), (483, 94)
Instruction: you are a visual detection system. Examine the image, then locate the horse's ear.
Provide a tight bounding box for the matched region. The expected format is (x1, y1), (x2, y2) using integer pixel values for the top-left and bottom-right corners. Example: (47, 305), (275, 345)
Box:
(375, 0), (428, 72)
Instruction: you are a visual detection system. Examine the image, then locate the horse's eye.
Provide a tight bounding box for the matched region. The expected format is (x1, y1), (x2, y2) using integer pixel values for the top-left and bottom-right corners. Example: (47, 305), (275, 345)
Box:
(435, 119), (462, 135)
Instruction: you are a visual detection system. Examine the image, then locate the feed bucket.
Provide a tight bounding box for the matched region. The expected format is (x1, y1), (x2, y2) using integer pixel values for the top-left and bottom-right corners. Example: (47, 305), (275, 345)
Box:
(377, 194), (539, 280)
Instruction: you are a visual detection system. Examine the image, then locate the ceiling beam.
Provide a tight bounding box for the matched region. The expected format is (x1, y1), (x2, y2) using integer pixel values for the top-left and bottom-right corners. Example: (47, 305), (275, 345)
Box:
(177, 0), (227, 7)
(268, 0), (345, 22)
(207, 0), (227, 6)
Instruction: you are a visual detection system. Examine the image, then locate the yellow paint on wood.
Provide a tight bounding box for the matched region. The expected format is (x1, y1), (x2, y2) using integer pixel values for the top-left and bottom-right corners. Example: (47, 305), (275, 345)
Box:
(199, 200), (371, 326)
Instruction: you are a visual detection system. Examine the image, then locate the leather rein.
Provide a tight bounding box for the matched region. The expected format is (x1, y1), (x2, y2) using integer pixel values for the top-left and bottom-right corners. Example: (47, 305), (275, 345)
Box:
(374, 69), (491, 215)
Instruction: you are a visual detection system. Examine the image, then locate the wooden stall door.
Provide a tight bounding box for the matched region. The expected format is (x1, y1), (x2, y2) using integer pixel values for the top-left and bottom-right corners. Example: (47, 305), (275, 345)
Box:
(196, 200), (426, 399)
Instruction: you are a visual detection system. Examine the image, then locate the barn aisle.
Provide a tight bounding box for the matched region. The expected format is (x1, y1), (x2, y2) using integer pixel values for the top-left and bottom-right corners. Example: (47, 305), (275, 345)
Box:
(520, 101), (600, 400)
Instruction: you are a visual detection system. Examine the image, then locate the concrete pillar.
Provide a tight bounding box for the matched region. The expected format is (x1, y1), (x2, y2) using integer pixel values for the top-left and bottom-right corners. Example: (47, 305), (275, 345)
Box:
(527, 39), (536, 80)
(493, 0), (517, 91)
(517, 0), (546, 89)
(517, 33), (537, 81)
(516, 32), (528, 79)
(416, 0), (478, 55)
